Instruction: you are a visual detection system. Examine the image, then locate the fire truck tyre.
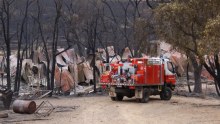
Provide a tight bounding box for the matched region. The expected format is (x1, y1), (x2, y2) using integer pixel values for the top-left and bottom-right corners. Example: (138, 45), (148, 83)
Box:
(116, 94), (124, 101)
(127, 95), (133, 98)
(111, 97), (116, 101)
(160, 87), (172, 100)
(141, 89), (150, 103)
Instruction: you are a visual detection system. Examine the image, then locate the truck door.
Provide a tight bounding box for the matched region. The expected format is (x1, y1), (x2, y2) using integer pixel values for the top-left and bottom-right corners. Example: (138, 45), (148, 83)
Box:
(165, 61), (176, 85)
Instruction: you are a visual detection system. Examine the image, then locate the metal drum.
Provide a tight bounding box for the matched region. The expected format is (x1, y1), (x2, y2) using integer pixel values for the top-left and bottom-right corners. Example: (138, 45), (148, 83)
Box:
(12, 100), (36, 114)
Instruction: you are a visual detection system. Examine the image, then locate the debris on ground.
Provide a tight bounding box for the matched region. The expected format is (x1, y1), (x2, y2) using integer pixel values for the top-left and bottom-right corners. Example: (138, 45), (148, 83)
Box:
(12, 100), (36, 114)
(54, 106), (80, 113)
(18, 89), (52, 100)
(0, 113), (8, 118)
(0, 86), (13, 109)
(35, 101), (55, 117)
(1, 117), (52, 123)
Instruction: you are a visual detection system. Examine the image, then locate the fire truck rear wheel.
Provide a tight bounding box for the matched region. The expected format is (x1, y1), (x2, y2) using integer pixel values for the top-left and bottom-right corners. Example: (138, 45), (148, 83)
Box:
(116, 94), (124, 101)
(141, 88), (150, 103)
(136, 88), (149, 103)
(160, 87), (172, 100)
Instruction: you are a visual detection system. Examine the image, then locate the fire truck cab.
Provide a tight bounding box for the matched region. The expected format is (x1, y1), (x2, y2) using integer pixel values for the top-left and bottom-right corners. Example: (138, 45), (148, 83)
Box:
(100, 57), (176, 103)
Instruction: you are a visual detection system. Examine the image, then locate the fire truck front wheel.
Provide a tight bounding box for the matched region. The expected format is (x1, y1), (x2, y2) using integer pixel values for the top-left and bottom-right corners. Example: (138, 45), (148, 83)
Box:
(160, 87), (172, 100)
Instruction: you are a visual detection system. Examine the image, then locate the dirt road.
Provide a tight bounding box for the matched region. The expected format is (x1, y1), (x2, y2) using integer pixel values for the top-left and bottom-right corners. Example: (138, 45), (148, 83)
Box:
(3, 95), (215, 124)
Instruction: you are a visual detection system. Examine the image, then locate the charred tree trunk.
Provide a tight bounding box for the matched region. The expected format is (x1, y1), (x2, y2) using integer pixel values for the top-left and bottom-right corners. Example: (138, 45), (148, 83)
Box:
(186, 60), (192, 93)
(92, 51), (96, 93)
(50, 55), (56, 96)
(17, 49), (25, 92)
(35, 0), (51, 92)
(214, 80), (220, 96)
(6, 44), (11, 89)
(14, 0), (33, 93)
(189, 53), (202, 93)
(1, 0), (13, 90)
(92, 16), (98, 93)
(193, 65), (202, 93)
(14, 34), (21, 93)
(50, 0), (62, 96)
(204, 54), (220, 96)
(214, 55), (220, 93)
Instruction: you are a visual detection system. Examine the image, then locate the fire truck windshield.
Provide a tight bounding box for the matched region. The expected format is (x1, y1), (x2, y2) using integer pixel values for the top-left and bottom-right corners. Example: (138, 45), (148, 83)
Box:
(167, 62), (175, 73)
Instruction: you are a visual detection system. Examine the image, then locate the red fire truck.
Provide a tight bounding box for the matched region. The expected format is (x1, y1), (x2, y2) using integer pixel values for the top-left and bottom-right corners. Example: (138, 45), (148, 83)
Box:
(100, 57), (176, 103)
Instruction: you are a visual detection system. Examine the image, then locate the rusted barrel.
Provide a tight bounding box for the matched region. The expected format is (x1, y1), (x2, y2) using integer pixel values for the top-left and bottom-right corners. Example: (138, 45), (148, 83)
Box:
(12, 100), (36, 114)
